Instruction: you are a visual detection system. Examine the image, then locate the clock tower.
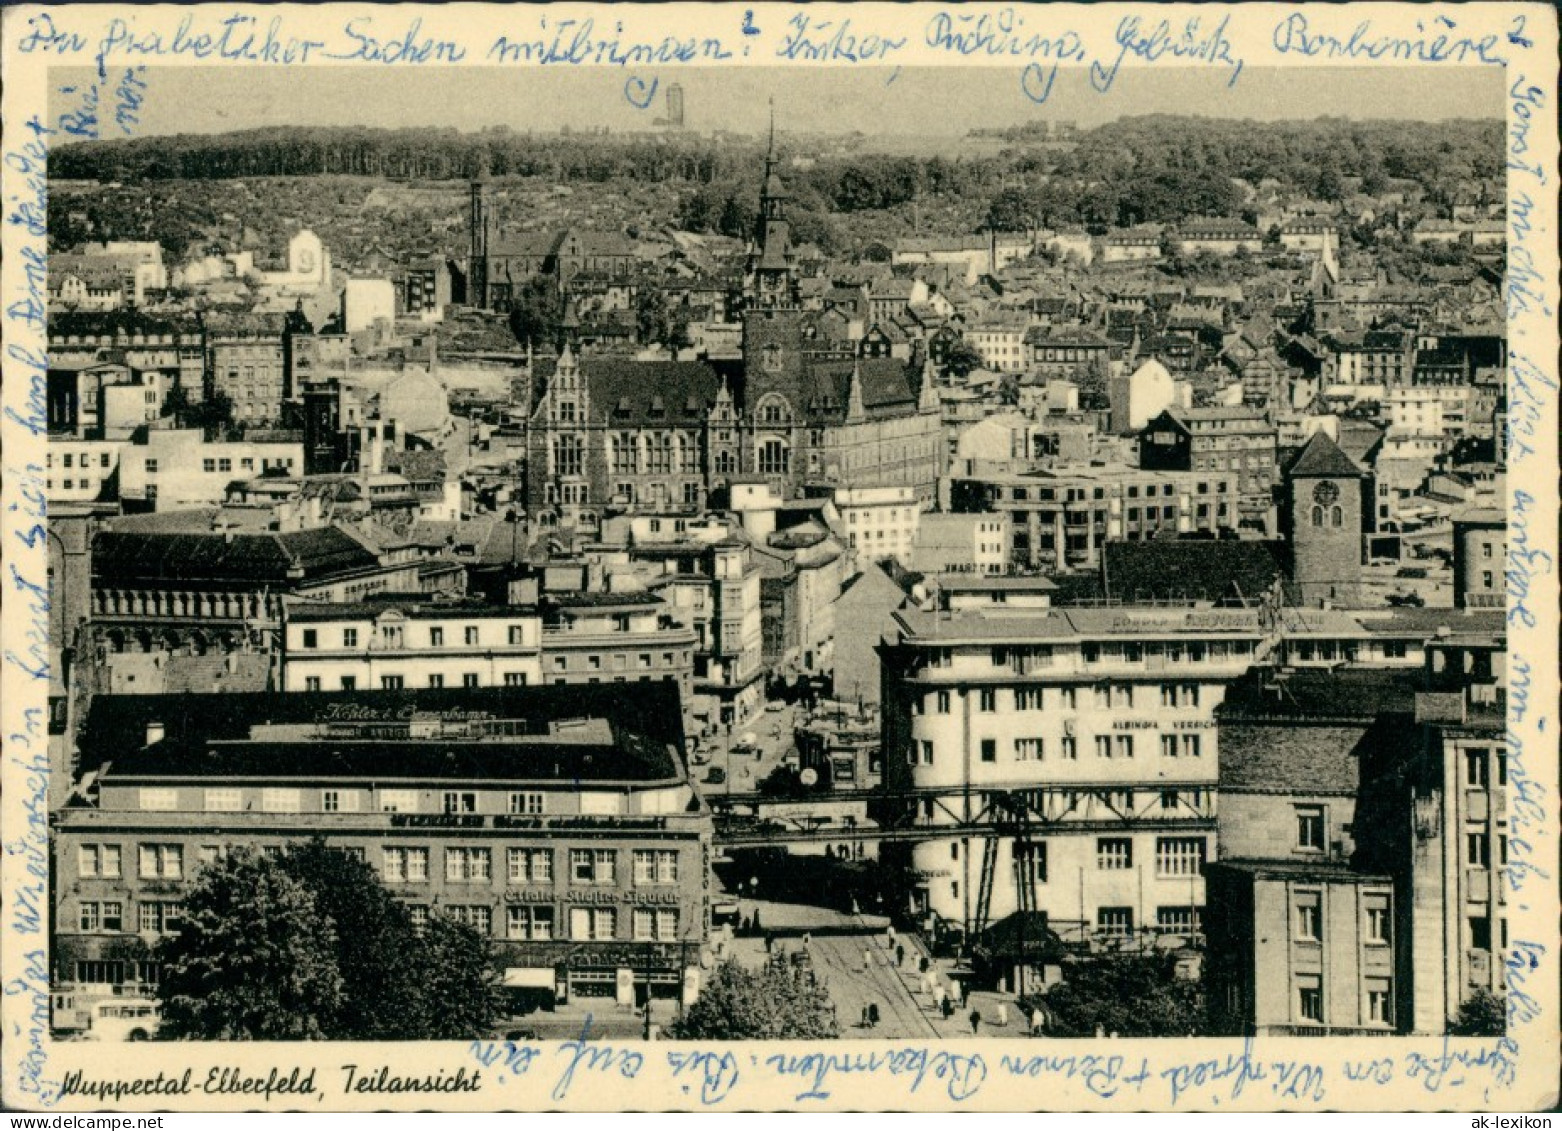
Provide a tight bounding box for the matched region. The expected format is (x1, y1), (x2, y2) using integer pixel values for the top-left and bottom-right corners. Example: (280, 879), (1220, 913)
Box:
(1283, 431), (1364, 607)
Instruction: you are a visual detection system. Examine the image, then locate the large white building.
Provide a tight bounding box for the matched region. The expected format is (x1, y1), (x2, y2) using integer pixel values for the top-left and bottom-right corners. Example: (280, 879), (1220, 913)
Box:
(281, 601), (542, 692)
(117, 429), (303, 511)
(879, 605), (1272, 947)
(834, 485), (921, 567)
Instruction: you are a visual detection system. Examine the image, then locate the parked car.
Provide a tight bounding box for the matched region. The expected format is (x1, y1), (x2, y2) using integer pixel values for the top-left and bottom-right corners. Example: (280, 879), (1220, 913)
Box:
(705, 767), (727, 785)
(86, 999), (159, 1042)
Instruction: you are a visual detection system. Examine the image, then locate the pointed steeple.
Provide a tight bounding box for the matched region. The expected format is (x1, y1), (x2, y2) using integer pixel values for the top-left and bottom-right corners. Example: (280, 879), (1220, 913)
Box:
(846, 359), (866, 422)
(750, 97), (797, 311)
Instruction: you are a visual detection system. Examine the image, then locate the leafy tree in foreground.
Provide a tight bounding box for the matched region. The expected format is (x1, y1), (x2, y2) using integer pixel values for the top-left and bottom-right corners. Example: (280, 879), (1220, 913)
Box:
(1448, 988), (1505, 1037)
(278, 840), (429, 1040)
(156, 848), (343, 1040)
(672, 954), (839, 1040)
(159, 842), (506, 1041)
(418, 914), (508, 1040)
(1041, 954), (1207, 1038)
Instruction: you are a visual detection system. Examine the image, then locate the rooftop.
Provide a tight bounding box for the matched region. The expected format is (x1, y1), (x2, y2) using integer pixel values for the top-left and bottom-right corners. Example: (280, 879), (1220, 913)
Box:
(83, 684), (688, 785)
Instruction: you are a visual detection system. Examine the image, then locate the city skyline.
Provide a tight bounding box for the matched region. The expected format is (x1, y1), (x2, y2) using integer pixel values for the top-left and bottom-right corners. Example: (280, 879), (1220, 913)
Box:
(49, 65), (1505, 143)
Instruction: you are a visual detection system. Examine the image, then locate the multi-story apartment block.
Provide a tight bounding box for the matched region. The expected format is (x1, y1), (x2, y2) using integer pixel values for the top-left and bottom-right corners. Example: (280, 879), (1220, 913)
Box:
(1206, 623), (1508, 1037)
(834, 485), (921, 567)
(947, 463), (1242, 571)
(52, 684), (713, 1030)
(1205, 668), (1407, 1036)
(205, 312), (288, 424)
(878, 605), (1271, 949)
(1363, 629), (1509, 1034)
(281, 600), (542, 692)
(965, 312), (1033, 373)
(629, 536), (765, 729)
(539, 591), (697, 707)
(1138, 407), (1278, 531)
(1385, 385), (1471, 443)
(117, 428), (303, 511)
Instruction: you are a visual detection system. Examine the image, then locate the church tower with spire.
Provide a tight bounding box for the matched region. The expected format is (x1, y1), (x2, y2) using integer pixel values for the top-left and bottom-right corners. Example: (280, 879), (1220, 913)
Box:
(740, 100), (808, 460)
(748, 101), (799, 312)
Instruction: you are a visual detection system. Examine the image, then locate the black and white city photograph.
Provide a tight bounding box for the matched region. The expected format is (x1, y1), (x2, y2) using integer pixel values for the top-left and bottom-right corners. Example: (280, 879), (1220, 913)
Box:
(7, 6), (1556, 1110)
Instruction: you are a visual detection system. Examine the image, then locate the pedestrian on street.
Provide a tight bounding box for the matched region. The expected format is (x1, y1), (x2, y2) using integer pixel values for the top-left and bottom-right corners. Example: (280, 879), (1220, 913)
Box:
(970, 1010), (982, 1035)
(862, 947), (872, 971)
(997, 1003), (1009, 1028)
(941, 996), (954, 1021)
(861, 1005), (871, 1029)
(1030, 1008), (1044, 1035)
(868, 1002), (880, 1028)
(896, 943), (906, 968)
(887, 925), (896, 948)
(764, 933), (774, 954)
(920, 955), (930, 975)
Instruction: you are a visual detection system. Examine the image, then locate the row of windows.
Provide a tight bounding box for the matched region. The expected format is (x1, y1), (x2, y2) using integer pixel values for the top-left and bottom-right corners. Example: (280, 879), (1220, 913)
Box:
(919, 642), (1247, 672)
(73, 904), (681, 945)
(47, 451), (114, 469)
(81, 842), (681, 887)
(926, 789), (1203, 825)
(77, 900), (181, 934)
(918, 682), (1203, 712)
(913, 732), (1201, 765)
(1296, 975), (1394, 1026)
(378, 847), (680, 887)
(552, 650), (678, 671)
(132, 788), (554, 816)
(942, 837), (1206, 880)
(302, 673), (530, 692)
(298, 625), (527, 650)
(1095, 836), (1207, 875)
(1293, 891), (1392, 946)
(437, 906), (682, 943)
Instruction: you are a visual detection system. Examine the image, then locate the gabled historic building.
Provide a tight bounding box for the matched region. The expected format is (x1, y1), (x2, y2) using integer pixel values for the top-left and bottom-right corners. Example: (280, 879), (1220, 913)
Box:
(515, 117), (943, 529)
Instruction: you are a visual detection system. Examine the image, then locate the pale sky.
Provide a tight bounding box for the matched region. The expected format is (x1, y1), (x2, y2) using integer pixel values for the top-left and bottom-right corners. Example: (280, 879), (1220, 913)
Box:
(50, 66), (1503, 141)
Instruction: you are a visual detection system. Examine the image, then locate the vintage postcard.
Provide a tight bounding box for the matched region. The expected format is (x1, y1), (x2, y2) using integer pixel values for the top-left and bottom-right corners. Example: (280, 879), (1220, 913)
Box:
(2, 0), (1558, 1114)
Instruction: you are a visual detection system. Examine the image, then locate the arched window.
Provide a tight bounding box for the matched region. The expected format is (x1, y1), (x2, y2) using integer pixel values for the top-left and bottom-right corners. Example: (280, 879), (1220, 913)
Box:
(1311, 505), (1324, 527)
(758, 439), (790, 476)
(554, 434), (583, 477)
(1330, 506), (1343, 528)
(758, 395), (790, 426)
